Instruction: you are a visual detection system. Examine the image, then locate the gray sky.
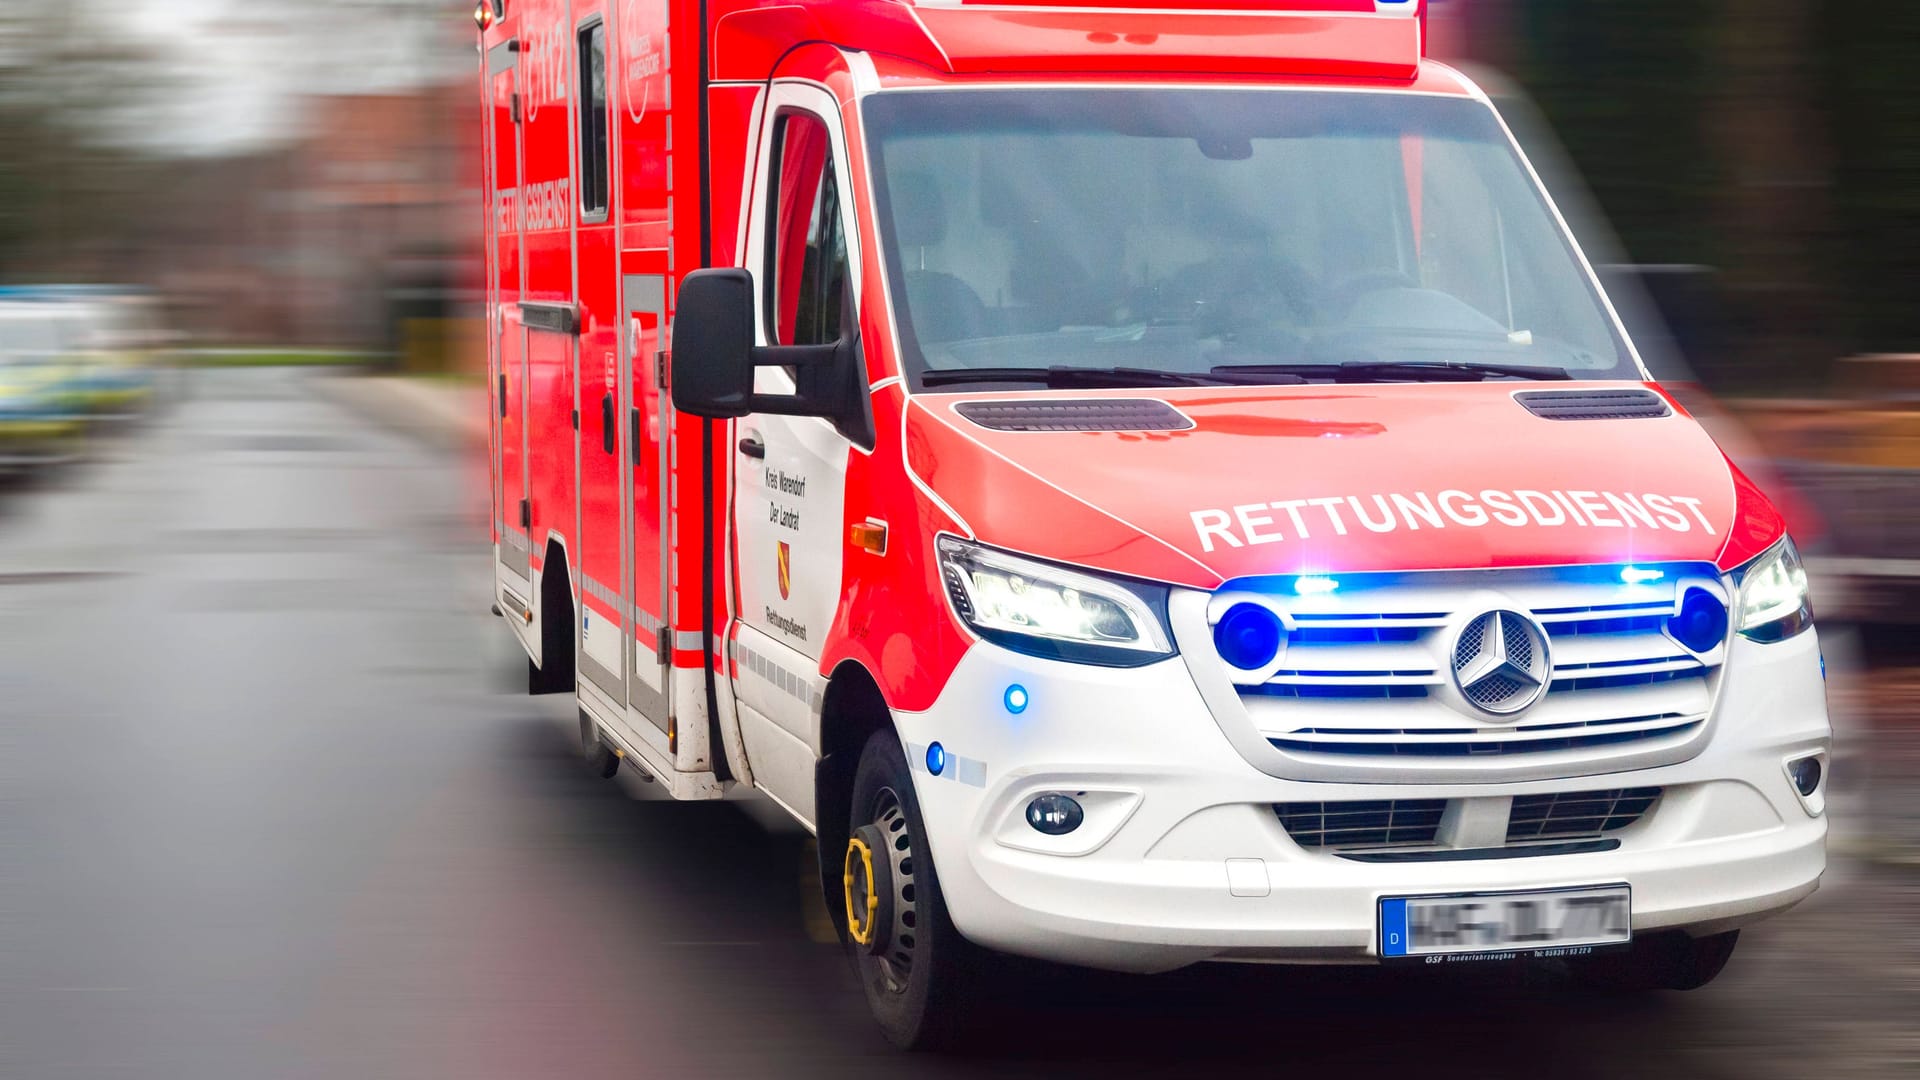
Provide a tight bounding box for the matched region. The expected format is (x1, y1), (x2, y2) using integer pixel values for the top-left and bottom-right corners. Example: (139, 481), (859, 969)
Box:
(126, 0), (465, 153)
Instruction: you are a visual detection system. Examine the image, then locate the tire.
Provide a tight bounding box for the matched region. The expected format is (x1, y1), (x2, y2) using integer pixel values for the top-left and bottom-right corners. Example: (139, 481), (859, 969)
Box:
(845, 730), (987, 1051)
(1570, 930), (1740, 993)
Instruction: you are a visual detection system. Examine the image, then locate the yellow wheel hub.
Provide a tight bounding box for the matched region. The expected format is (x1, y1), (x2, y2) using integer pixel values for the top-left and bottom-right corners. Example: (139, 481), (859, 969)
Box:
(843, 836), (881, 947)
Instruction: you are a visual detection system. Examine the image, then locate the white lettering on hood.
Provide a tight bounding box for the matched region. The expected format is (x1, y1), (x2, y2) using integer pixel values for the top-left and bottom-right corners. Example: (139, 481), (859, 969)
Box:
(1191, 489), (1714, 553)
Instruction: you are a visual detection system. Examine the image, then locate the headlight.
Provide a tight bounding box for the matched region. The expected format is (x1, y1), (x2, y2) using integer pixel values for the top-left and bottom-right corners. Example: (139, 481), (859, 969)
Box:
(936, 536), (1174, 667)
(1734, 536), (1813, 642)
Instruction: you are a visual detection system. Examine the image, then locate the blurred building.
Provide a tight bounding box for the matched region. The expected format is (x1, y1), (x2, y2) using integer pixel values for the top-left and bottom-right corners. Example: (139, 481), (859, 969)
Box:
(287, 86), (479, 354)
(151, 81), (479, 363)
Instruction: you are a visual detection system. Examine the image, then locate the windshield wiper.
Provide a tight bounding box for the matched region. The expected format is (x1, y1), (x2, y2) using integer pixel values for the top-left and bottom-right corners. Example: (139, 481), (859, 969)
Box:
(921, 366), (1300, 389)
(1212, 360), (1571, 383)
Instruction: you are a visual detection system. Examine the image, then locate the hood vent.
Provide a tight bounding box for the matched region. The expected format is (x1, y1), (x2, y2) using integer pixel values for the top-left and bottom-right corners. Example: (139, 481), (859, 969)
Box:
(955, 398), (1193, 433)
(1516, 389), (1672, 421)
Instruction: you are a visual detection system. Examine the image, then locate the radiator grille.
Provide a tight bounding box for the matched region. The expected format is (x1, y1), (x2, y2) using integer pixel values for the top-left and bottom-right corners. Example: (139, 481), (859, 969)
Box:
(1215, 566), (1724, 781)
(1268, 714), (1703, 757)
(1274, 799), (1446, 850)
(1506, 787), (1661, 842)
(1275, 787), (1663, 853)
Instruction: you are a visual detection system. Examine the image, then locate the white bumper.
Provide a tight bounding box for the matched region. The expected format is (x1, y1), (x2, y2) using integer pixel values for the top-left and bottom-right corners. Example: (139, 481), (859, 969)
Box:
(891, 631), (1830, 974)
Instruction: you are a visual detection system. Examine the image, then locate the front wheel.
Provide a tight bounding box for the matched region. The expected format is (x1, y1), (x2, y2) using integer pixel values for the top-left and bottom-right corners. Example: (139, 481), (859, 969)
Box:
(845, 731), (987, 1050)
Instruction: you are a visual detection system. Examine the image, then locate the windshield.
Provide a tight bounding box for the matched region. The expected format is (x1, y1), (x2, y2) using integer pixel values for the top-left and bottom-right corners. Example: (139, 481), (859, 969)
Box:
(862, 89), (1635, 390)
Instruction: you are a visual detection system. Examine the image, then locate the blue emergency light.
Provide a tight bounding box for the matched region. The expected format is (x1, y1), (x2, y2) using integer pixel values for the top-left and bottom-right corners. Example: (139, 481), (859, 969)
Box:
(1004, 684), (1029, 715)
(1294, 576), (1341, 596)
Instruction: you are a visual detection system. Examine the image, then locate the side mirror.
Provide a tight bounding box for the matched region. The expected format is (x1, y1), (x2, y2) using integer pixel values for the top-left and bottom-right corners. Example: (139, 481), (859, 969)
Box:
(669, 269), (755, 418)
(668, 267), (875, 448)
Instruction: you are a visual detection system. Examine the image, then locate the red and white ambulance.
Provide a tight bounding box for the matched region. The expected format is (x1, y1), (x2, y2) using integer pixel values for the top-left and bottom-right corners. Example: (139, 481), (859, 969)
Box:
(475, 0), (1829, 1048)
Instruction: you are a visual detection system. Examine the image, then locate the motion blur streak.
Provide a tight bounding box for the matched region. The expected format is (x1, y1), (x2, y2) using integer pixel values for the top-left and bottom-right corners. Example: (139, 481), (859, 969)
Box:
(0, 0), (1915, 1076)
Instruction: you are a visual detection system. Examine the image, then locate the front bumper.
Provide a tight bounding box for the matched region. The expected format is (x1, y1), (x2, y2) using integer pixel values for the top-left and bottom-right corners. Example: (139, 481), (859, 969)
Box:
(891, 629), (1830, 974)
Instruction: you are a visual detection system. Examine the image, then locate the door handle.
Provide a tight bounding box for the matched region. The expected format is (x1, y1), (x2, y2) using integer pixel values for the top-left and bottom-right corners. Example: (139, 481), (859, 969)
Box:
(601, 392), (615, 455)
(738, 435), (766, 459)
(630, 407), (642, 466)
(497, 373), (506, 418)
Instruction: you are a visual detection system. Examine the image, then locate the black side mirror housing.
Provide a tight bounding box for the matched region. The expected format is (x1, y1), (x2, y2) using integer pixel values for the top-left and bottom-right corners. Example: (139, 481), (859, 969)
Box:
(669, 269), (756, 418)
(669, 267), (874, 448)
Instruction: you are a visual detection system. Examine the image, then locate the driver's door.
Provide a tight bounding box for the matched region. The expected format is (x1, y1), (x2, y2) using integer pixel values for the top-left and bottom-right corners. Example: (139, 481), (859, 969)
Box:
(729, 86), (859, 815)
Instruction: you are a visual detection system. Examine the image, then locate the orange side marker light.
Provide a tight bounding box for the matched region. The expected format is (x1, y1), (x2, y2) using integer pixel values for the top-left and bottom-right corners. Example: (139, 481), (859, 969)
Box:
(850, 521), (887, 555)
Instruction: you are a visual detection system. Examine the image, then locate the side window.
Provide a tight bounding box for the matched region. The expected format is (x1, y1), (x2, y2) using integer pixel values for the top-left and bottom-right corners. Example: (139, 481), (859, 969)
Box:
(765, 112), (849, 346)
(577, 21), (609, 219)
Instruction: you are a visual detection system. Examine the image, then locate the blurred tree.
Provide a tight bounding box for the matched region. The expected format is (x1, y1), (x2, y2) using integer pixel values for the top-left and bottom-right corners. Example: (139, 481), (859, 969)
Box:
(0, 1), (181, 280)
(1707, 0), (1838, 386)
(1508, 0), (1919, 388)
(1511, 3), (1723, 280)
(1818, 0), (1920, 355)
(0, 0), (463, 341)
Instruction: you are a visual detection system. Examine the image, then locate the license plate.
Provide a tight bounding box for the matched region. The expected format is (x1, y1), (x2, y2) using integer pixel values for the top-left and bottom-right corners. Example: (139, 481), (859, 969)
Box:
(1379, 884), (1631, 961)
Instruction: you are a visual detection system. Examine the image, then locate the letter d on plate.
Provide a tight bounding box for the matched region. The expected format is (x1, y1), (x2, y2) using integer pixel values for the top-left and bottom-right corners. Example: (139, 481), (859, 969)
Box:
(1380, 898), (1410, 957)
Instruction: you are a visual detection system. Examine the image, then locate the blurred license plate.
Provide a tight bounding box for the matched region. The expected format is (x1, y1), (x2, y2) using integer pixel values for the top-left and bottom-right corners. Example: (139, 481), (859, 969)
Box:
(1379, 885), (1631, 960)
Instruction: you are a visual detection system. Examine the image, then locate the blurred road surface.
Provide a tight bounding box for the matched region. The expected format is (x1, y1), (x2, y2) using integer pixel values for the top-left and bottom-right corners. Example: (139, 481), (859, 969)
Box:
(1, 369), (1915, 1079)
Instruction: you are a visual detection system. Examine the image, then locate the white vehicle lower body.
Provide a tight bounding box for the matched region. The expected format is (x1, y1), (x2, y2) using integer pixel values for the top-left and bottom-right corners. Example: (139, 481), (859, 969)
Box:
(892, 632), (1829, 974)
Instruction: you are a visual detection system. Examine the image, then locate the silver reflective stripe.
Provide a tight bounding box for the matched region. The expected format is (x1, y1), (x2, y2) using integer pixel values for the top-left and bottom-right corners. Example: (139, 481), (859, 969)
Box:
(580, 573), (665, 632)
(904, 741), (988, 788)
(735, 638), (825, 713)
(583, 573), (616, 608)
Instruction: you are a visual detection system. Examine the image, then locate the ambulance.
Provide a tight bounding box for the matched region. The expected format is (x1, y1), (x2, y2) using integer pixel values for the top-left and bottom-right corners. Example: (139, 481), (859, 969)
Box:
(473, 0), (1829, 1048)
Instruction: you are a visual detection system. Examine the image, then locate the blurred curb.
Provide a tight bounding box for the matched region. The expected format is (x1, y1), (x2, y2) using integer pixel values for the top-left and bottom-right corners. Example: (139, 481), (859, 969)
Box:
(313, 374), (485, 452)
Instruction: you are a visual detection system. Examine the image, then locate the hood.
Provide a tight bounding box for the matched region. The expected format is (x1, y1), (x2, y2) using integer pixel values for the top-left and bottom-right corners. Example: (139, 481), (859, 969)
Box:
(905, 382), (1784, 590)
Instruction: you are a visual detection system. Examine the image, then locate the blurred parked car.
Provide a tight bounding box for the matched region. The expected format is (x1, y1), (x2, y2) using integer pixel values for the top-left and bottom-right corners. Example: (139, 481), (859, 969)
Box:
(0, 287), (161, 420)
(0, 303), (88, 471)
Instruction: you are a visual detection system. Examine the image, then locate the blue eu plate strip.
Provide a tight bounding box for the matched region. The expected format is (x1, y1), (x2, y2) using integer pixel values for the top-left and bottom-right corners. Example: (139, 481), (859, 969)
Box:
(1380, 898), (1410, 957)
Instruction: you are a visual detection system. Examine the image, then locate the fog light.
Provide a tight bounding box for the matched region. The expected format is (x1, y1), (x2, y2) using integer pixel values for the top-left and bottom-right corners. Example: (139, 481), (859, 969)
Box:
(1025, 793), (1084, 836)
(1788, 755), (1823, 797)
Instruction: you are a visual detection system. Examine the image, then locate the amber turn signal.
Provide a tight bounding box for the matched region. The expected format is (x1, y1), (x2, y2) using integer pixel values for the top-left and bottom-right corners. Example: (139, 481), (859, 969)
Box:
(849, 521), (887, 555)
